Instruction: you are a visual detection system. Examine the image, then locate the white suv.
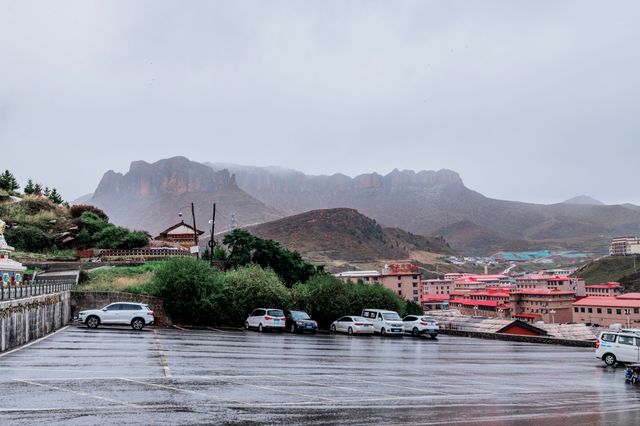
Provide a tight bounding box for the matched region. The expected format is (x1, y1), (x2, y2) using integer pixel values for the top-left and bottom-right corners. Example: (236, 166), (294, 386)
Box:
(596, 330), (640, 366)
(78, 302), (155, 331)
(402, 315), (439, 338)
(361, 309), (405, 336)
(245, 308), (286, 332)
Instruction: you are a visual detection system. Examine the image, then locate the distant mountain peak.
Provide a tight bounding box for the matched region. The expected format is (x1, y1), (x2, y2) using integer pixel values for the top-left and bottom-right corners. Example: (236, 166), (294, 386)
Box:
(562, 195), (605, 206)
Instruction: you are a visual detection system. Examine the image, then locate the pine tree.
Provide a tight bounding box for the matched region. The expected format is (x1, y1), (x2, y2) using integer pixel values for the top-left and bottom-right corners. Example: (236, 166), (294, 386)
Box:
(48, 188), (64, 204)
(0, 170), (19, 191)
(33, 183), (43, 196)
(43, 187), (51, 197)
(24, 179), (35, 195)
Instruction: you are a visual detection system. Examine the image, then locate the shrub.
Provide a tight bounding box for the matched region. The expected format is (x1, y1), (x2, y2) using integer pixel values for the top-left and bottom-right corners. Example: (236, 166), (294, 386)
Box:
(5, 225), (53, 252)
(222, 264), (292, 326)
(70, 204), (109, 221)
(150, 257), (226, 325)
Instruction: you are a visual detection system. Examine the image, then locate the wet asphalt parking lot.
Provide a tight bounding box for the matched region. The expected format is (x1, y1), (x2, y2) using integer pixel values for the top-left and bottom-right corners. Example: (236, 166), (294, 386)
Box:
(0, 325), (639, 425)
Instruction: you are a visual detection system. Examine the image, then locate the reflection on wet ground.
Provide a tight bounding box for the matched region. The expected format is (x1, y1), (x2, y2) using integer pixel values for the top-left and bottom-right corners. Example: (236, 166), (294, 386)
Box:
(0, 325), (639, 425)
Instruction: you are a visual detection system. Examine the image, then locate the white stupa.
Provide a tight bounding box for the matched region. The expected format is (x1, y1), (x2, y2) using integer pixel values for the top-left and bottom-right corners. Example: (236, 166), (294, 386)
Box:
(0, 219), (26, 286)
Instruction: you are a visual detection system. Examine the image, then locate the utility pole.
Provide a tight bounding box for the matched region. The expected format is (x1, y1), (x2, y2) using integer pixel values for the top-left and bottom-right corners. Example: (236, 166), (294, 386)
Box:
(191, 202), (199, 259)
(208, 203), (217, 267)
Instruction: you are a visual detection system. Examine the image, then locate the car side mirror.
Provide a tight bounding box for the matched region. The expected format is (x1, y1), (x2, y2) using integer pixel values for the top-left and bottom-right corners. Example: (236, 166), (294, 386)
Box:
(102, 308), (108, 312)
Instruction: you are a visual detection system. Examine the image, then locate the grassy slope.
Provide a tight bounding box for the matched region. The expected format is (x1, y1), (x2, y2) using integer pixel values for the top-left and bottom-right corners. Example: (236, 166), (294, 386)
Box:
(75, 262), (166, 293)
(575, 255), (640, 292)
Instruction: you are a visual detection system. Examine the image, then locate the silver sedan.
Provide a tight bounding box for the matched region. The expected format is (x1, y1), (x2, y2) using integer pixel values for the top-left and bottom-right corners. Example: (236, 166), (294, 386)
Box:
(330, 316), (374, 335)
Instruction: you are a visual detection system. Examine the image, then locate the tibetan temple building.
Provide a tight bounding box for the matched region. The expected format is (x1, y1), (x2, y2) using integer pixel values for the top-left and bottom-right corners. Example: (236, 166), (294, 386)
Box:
(155, 221), (204, 248)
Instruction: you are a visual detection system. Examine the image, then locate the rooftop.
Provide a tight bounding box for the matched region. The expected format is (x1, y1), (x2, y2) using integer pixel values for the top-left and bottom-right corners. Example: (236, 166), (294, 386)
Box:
(573, 296), (640, 308)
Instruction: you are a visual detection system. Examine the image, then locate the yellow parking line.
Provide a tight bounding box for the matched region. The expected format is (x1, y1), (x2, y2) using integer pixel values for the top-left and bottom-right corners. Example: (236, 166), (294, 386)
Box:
(153, 329), (171, 377)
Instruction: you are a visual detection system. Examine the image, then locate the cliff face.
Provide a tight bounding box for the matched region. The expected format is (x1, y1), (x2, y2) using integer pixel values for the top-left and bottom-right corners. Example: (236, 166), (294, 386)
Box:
(208, 162), (640, 254)
(87, 157), (281, 235)
(94, 157), (235, 197)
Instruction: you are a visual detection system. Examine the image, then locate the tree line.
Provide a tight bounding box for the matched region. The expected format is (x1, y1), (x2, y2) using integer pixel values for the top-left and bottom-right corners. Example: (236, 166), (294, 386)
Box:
(0, 169), (65, 204)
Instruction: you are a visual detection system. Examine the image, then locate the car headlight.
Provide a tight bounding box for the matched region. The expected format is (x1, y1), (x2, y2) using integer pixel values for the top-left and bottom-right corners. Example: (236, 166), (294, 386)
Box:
(296, 321), (303, 326)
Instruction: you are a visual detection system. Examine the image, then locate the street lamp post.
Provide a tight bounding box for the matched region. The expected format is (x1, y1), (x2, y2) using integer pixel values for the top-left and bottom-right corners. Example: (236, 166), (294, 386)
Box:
(497, 308), (504, 319)
(208, 203), (217, 268)
(624, 309), (631, 328)
(549, 309), (556, 324)
(473, 305), (479, 317)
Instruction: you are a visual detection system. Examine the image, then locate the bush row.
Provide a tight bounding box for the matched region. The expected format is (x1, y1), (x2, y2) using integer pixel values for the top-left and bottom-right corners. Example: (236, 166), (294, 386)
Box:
(142, 257), (422, 328)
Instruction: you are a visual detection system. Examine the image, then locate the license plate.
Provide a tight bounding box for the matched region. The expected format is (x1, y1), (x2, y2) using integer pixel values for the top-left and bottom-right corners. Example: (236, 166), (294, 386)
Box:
(274, 319), (280, 323)
(392, 328), (402, 333)
(305, 324), (312, 329)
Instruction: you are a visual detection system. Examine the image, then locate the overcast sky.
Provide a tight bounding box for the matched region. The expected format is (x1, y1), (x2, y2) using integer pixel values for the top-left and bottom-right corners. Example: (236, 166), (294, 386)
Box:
(1, 1), (639, 204)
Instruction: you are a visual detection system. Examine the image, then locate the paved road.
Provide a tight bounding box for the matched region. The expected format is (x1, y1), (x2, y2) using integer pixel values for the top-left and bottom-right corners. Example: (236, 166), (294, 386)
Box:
(0, 325), (638, 425)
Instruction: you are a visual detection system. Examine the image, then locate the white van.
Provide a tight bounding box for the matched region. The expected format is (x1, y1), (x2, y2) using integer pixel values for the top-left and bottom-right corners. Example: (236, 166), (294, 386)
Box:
(361, 309), (404, 336)
(596, 330), (640, 366)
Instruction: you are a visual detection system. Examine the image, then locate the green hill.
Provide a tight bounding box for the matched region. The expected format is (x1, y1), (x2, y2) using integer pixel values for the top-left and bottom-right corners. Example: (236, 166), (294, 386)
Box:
(574, 255), (640, 292)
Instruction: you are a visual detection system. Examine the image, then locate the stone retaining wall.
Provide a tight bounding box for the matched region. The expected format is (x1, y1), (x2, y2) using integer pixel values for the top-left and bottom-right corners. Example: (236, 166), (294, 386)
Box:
(439, 328), (596, 348)
(71, 291), (172, 326)
(0, 291), (70, 352)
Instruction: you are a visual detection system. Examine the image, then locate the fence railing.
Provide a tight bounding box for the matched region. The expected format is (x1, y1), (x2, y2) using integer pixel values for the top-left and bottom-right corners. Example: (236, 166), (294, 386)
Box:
(0, 279), (76, 302)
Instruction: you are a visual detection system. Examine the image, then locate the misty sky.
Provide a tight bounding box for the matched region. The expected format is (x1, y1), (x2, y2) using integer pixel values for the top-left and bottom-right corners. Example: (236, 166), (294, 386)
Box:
(1, 1), (639, 204)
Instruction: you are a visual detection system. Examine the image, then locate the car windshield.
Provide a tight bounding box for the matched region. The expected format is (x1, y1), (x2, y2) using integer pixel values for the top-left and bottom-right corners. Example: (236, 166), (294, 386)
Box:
(268, 309), (284, 317)
(382, 313), (401, 321)
(291, 311), (310, 320)
(421, 317), (436, 322)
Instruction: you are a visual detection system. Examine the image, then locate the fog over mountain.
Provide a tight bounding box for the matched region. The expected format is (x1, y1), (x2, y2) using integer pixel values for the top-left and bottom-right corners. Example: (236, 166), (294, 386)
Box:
(2, 2), (639, 206)
(82, 157), (640, 254)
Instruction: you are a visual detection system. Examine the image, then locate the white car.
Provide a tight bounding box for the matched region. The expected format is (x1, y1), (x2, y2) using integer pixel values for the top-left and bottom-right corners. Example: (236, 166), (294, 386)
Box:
(402, 315), (439, 338)
(596, 330), (640, 366)
(361, 309), (405, 336)
(330, 316), (374, 335)
(78, 302), (155, 331)
(245, 308), (286, 332)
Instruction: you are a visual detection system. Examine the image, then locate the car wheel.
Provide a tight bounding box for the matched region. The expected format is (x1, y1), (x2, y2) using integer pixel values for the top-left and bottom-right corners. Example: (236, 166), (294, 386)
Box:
(245, 321), (250, 330)
(331, 324), (336, 332)
(290, 324), (296, 334)
(603, 353), (617, 366)
(86, 315), (99, 329)
(412, 327), (420, 337)
(131, 318), (145, 331)
(348, 327), (353, 335)
(430, 334), (438, 339)
(381, 327), (386, 336)
(258, 323), (264, 332)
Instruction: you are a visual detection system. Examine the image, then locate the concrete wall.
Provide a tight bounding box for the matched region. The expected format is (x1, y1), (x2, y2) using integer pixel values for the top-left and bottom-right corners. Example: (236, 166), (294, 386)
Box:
(0, 291), (70, 352)
(71, 291), (172, 326)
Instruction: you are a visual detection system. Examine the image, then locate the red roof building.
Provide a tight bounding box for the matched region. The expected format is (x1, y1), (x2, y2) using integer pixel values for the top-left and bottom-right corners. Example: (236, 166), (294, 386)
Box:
(573, 294), (640, 327)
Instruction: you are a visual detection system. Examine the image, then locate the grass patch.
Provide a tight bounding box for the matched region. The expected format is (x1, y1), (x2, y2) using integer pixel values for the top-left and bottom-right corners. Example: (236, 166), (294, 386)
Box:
(75, 262), (167, 294)
(576, 255), (640, 292)
(14, 249), (77, 260)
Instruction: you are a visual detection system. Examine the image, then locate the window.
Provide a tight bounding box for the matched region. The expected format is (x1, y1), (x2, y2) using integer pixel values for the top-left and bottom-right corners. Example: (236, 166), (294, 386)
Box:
(580, 307), (585, 313)
(106, 304), (123, 311)
(413, 290), (418, 295)
(397, 290), (402, 295)
(397, 276), (401, 281)
(618, 336), (634, 345)
(616, 309), (622, 315)
(574, 307), (579, 313)
(597, 308), (602, 314)
(588, 308), (592, 314)
(403, 316), (416, 322)
(397, 283), (402, 288)
(121, 304), (141, 311)
(607, 309), (612, 314)
(267, 309), (284, 317)
(635, 309), (639, 314)
(601, 333), (617, 342)
(413, 283), (418, 287)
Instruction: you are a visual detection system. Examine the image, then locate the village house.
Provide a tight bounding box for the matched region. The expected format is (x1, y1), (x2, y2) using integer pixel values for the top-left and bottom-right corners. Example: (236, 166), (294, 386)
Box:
(572, 293), (640, 327)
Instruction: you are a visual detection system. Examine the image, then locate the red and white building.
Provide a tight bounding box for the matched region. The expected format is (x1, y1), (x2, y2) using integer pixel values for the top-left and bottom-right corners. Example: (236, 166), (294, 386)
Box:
(336, 263), (421, 303)
(609, 236), (640, 256)
(585, 282), (624, 297)
(515, 275), (586, 297)
(573, 293), (640, 327)
(510, 289), (576, 324)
